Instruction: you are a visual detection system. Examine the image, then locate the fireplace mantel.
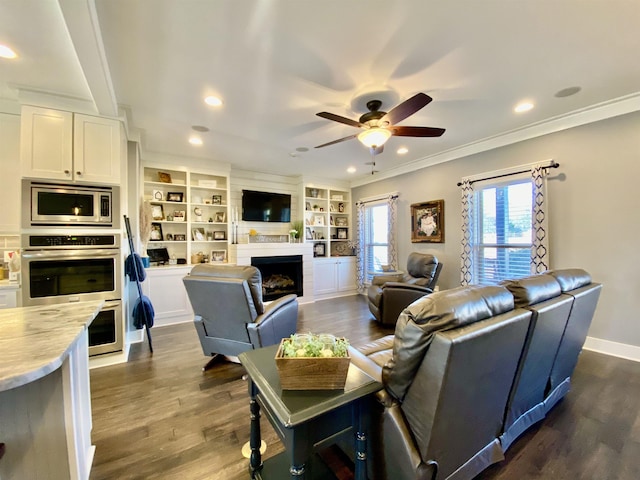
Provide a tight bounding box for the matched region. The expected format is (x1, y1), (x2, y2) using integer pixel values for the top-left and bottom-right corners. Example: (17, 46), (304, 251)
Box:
(228, 243), (314, 304)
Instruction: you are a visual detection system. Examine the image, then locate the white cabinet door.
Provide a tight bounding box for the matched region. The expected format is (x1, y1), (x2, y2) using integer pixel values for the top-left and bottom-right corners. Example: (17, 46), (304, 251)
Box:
(21, 106), (73, 181)
(142, 267), (193, 326)
(21, 106), (121, 185)
(336, 257), (357, 292)
(73, 114), (121, 185)
(313, 258), (338, 295)
(0, 113), (21, 233)
(0, 288), (18, 308)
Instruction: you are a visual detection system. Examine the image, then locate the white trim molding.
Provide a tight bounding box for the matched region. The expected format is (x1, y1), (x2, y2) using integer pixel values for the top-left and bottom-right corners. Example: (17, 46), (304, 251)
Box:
(583, 336), (640, 363)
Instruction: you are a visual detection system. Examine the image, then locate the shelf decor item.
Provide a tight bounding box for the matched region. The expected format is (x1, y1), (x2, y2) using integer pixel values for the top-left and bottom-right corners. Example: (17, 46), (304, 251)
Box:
(275, 334), (350, 390)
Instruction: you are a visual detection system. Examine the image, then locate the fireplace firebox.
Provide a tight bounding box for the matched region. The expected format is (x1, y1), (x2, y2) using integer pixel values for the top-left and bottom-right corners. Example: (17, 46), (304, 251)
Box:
(251, 255), (303, 301)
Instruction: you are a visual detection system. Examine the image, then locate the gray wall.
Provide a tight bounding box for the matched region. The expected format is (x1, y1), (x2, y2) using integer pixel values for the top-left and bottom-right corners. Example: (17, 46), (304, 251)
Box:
(352, 111), (640, 349)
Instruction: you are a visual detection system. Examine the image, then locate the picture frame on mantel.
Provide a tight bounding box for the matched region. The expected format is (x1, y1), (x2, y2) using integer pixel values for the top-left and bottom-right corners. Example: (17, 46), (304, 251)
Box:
(411, 199), (444, 243)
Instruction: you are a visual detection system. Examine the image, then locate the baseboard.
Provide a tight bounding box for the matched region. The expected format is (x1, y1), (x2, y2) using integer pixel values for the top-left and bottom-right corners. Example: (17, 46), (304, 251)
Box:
(583, 336), (640, 363)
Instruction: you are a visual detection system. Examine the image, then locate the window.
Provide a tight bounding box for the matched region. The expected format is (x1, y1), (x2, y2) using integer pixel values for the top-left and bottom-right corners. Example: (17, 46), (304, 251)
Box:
(474, 178), (533, 284)
(363, 202), (389, 283)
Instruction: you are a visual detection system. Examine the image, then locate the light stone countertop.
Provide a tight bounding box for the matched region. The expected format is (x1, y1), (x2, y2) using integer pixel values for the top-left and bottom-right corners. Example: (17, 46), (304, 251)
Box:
(0, 300), (103, 392)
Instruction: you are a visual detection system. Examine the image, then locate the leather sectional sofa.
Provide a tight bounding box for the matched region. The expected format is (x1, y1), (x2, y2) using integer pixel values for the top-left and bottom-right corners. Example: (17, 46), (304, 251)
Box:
(349, 269), (601, 480)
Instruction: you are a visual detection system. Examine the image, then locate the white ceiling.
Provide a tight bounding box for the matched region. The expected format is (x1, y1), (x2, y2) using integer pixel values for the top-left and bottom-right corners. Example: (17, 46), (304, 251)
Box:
(1, 0), (639, 184)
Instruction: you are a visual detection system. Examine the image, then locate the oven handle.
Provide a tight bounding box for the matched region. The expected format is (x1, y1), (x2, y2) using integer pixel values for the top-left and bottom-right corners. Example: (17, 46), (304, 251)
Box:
(21, 249), (120, 259)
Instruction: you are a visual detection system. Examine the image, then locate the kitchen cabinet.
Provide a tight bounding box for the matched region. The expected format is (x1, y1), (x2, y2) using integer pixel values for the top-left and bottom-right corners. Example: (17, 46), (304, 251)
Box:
(313, 256), (357, 299)
(0, 287), (19, 309)
(0, 113), (21, 233)
(21, 105), (121, 185)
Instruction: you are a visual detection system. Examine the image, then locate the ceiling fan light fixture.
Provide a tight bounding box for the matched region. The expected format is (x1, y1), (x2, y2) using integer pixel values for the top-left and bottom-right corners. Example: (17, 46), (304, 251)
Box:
(357, 127), (391, 148)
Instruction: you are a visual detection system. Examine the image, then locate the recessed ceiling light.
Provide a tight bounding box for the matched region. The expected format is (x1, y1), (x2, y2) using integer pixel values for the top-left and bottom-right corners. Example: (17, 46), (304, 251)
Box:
(189, 136), (203, 145)
(192, 125), (209, 132)
(0, 45), (17, 59)
(397, 147), (408, 155)
(514, 102), (534, 113)
(296, 147), (309, 152)
(555, 86), (581, 98)
(347, 167), (356, 174)
(204, 96), (222, 107)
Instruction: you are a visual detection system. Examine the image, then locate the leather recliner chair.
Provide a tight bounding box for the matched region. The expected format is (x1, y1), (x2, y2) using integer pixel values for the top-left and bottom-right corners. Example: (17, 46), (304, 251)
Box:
(183, 264), (298, 370)
(368, 252), (442, 326)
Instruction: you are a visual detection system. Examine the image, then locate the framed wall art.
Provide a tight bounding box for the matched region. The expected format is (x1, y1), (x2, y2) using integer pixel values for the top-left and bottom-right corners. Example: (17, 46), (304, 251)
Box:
(411, 199), (444, 243)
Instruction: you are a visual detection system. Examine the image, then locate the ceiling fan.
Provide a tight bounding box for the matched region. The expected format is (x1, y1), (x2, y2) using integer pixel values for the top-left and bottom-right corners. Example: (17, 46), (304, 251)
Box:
(315, 92), (445, 155)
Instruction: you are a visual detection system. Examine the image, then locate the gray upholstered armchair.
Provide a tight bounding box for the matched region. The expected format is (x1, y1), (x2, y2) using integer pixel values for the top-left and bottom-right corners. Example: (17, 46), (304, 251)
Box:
(183, 264), (298, 370)
(367, 252), (442, 326)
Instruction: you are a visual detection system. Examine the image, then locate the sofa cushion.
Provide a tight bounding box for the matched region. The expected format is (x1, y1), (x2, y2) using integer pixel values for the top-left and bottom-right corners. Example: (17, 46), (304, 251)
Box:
(189, 264), (264, 314)
(500, 274), (561, 307)
(382, 285), (514, 401)
(546, 268), (592, 292)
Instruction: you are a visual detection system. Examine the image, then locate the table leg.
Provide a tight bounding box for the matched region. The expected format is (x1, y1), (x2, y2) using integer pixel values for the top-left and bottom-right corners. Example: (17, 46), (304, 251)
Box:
(248, 380), (263, 478)
(354, 399), (368, 480)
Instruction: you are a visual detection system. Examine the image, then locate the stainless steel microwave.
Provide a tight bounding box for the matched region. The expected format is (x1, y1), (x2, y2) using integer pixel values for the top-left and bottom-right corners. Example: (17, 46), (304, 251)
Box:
(23, 181), (118, 227)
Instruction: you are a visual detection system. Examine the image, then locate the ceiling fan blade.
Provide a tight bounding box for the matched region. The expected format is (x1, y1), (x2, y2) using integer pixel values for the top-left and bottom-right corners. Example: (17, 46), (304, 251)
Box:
(381, 93), (433, 125)
(315, 133), (358, 148)
(391, 126), (445, 137)
(316, 112), (364, 128)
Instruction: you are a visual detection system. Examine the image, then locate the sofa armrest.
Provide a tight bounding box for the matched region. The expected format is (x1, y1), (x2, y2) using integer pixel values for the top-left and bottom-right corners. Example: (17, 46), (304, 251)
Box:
(248, 294), (298, 347)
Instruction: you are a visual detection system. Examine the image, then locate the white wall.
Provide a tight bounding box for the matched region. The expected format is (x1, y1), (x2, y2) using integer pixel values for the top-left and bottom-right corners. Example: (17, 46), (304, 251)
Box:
(352, 111), (640, 354)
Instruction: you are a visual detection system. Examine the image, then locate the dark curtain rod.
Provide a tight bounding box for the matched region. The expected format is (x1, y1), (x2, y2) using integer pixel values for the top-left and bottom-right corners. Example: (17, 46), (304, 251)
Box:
(456, 161), (560, 187)
(356, 194), (399, 206)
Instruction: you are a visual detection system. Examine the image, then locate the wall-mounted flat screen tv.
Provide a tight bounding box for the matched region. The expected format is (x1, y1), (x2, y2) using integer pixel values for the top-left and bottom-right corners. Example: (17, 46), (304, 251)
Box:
(242, 190), (291, 222)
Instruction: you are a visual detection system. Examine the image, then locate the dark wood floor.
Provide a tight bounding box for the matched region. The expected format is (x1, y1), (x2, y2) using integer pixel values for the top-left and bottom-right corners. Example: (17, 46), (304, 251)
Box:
(89, 294), (640, 480)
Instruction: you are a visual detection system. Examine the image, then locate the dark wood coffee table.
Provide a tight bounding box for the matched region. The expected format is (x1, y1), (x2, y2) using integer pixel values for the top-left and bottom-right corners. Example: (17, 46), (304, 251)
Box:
(239, 344), (382, 480)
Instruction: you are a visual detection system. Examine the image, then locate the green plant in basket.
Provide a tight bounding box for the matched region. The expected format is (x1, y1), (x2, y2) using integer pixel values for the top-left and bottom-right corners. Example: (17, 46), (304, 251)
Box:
(282, 333), (349, 358)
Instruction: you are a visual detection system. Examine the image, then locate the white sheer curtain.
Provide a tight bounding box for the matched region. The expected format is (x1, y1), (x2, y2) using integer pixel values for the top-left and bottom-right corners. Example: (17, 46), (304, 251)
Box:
(531, 165), (550, 273)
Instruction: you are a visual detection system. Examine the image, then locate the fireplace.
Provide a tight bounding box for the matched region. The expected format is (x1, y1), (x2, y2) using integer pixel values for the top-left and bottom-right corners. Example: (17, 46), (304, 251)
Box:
(251, 255), (303, 301)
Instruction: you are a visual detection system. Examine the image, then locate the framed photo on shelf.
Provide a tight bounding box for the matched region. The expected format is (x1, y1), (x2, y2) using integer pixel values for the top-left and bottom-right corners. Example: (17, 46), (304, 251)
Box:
(167, 192), (184, 202)
(314, 215), (325, 226)
(151, 204), (164, 220)
(174, 234), (186, 242)
(158, 172), (172, 183)
(150, 223), (163, 241)
(210, 250), (227, 263)
(214, 211), (226, 223)
(411, 199), (445, 243)
(173, 210), (185, 222)
(152, 189), (163, 201)
(192, 228), (205, 241)
(313, 242), (326, 257)
(305, 227), (313, 240)
(212, 195), (222, 205)
(213, 231), (226, 240)
(335, 216), (348, 227)
(337, 228), (348, 239)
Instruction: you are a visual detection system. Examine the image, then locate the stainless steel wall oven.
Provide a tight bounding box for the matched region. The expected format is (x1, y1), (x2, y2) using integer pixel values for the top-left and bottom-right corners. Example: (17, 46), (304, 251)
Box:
(21, 234), (123, 356)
